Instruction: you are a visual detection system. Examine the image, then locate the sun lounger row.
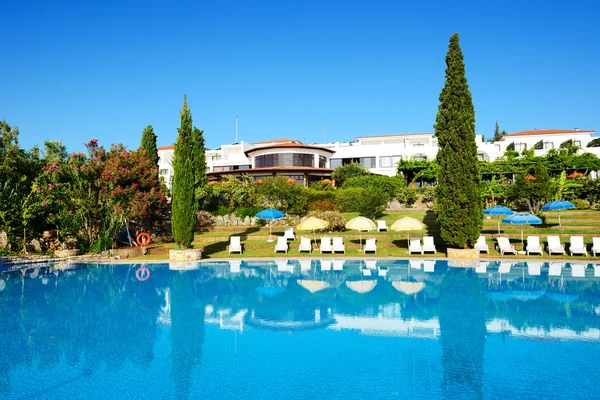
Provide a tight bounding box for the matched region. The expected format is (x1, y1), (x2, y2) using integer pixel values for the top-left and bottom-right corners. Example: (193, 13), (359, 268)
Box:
(408, 236), (437, 254)
(492, 236), (599, 257)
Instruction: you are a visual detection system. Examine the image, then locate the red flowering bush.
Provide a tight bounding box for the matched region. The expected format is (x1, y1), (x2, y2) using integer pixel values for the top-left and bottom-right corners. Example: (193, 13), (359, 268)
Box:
(307, 199), (339, 211)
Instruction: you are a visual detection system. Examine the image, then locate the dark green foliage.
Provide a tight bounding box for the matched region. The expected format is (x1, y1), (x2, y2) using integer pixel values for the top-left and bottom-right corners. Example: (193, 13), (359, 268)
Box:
(587, 138), (600, 148)
(254, 177), (307, 214)
(307, 199), (339, 212)
(397, 187), (418, 207)
(434, 33), (482, 248)
(490, 121), (506, 142)
(234, 206), (262, 219)
(505, 163), (553, 214)
(343, 175), (405, 201)
(171, 96), (196, 248)
(331, 162), (368, 186)
(139, 125), (159, 167)
(335, 187), (388, 219)
(506, 142), (515, 151)
(192, 127), (208, 191)
(573, 178), (600, 207)
(304, 188), (336, 204)
(42, 140), (68, 163)
(310, 180), (335, 191)
(215, 205), (233, 216)
(559, 139), (580, 155)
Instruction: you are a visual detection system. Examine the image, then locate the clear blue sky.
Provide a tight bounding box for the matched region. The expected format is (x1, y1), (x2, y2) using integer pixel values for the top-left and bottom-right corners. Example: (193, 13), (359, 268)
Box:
(2, 0), (599, 153)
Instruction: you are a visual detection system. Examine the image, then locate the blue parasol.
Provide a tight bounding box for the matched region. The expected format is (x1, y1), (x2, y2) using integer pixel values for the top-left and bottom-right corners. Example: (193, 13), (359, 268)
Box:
(541, 200), (575, 227)
(484, 205), (514, 234)
(256, 208), (285, 242)
(502, 212), (542, 247)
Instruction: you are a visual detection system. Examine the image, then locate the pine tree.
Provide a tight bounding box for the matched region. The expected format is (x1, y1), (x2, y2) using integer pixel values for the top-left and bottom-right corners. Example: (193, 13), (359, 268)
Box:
(434, 33), (482, 249)
(171, 95), (196, 248)
(492, 121), (505, 142)
(192, 127), (207, 192)
(139, 125), (159, 167)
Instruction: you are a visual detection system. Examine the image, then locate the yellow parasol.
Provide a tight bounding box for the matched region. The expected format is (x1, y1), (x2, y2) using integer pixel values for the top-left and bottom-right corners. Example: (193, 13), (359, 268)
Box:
(392, 281), (425, 295)
(297, 217), (329, 242)
(345, 216), (377, 251)
(346, 280), (377, 294)
(297, 279), (330, 293)
(390, 217), (426, 248)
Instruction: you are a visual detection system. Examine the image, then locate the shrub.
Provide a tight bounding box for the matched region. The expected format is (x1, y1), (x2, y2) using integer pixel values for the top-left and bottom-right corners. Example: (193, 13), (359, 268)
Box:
(335, 188), (365, 212)
(310, 180), (335, 191)
(343, 175), (405, 201)
(418, 186), (436, 204)
(331, 163), (368, 186)
(254, 177), (307, 214)
(354, 187), (388, 219)
(307, 210), (346, 231)
(572, 199), (590, 210)
(397, 187), (418, 207)
(307, 199), (339, 211)
(235, 206), (262, 219)
(215, 205), (233, 216)
(305, 188), (336, 204)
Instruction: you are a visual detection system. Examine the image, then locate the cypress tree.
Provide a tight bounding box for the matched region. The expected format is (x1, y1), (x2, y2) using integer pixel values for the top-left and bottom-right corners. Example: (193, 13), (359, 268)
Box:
(139, 125), (159, 167)
(192, 127), (207, 191)
(434, 33), (482, 248)
(171, 95), (196, 248)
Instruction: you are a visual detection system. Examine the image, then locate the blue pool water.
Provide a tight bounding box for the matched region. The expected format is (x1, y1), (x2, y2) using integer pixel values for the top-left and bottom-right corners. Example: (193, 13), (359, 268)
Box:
(1, 259), (600, 399)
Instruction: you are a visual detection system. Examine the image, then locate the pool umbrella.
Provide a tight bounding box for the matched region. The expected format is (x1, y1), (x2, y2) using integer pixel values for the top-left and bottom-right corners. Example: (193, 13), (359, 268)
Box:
(297, 279), (330, 293)
(541, 200), (575, 227)
(510, 290), (544, 301)
(346, 280), (377, 294)
(484, 205), (515, 234)
(390, 217), (425, 249)
(502, 212), (542, 248)
(256, 208), (285, 242)
(392, 281), (425, 295)
(345, 216), (376, 251)
(296, 217), (329, 243)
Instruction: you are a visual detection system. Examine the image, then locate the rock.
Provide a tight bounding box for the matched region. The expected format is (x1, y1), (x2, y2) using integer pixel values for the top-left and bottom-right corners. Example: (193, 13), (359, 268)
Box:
(30, 239), (43, 253)
(386, 199), (403, 211)
(215, 215), (224, 226)
(0, 231), (7, 249)
(41, 230), (57, 241)
(250, 217), (257, 225)
(55, 249), (80, 257)
(243, 216), (251, 225)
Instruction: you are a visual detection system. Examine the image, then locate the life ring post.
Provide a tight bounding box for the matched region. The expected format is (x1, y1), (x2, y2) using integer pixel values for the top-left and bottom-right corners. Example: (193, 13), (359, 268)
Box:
(136, 232), (151, 247)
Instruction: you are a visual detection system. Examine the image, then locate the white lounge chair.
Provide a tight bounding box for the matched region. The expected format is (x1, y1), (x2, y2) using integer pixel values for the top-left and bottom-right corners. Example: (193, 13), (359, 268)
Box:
(527, 261), (542, 276)
(476, 261), (488, 274)
(274, 236), (288, 253)
(592, 238), (600, 257)
(364, 238), (377, 254)
(284, 227), (296, 241)
(569, 236), (588, 257)
(422, 236), (436, 254)
(547, 236), (565, 255)
(408, 238), (423, 255)
(377, 220), (388, 232)
(332, 237), (345, 254)
(320, 237), (333, 253)
(496, 237), (516, 255)
(320, 259), (332, 271)
(228, 236), (243, 254)
(409, 259), (422, 270)
(548, 262), (563, 277)
(526, 236), (543, 256)
(333, 259), (345, 271)
(594, 264), (600, 277)
(570, 263), (587, 278)
(299, 236), (312, 253)
(423, 260), (435, 273)
(361, 267), (372, 277)
(474, 236), (489, 253)
(365, 260), (377, 270)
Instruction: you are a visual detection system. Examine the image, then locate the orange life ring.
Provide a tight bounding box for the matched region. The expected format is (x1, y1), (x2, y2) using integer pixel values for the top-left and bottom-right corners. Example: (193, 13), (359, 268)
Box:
(136, 232), (151, 247)
(136, 266), (150, 281)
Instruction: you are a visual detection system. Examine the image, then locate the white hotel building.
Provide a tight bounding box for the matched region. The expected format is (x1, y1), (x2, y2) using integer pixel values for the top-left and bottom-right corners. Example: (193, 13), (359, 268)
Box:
(158, 128), (598, 188)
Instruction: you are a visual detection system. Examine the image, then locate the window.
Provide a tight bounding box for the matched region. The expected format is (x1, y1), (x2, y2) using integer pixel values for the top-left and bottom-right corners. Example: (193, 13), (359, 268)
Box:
(542, 141), (554, 150)
(380, 156), (402, 168)
(359, 157), (376, 168)
(573, 140), (582, 147)
(330, 158), (342, 168)
(319, 155), (327, 168)
(514, 143), (527, 151)
(412, 154), (428, 162)
(254, 153), (314, 168)
(282, 174), (305, 184)
(253, 175), (271, 181)
(160, 169), (169, 175)
(413, 143), (425, 148)
(213, 166), (232, 172)
(211, 155), (222, 161)
(477, 153), (488, 161)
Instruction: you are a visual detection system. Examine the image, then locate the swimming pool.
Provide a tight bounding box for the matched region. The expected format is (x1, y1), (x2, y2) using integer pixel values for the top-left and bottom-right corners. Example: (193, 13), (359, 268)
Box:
(1, 259), (600, 399)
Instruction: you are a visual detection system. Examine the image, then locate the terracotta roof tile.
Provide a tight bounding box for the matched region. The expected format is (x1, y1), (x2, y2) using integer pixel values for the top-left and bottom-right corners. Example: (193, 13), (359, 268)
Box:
(505, 129), (594, 137)
(157, 145), (174, 150)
